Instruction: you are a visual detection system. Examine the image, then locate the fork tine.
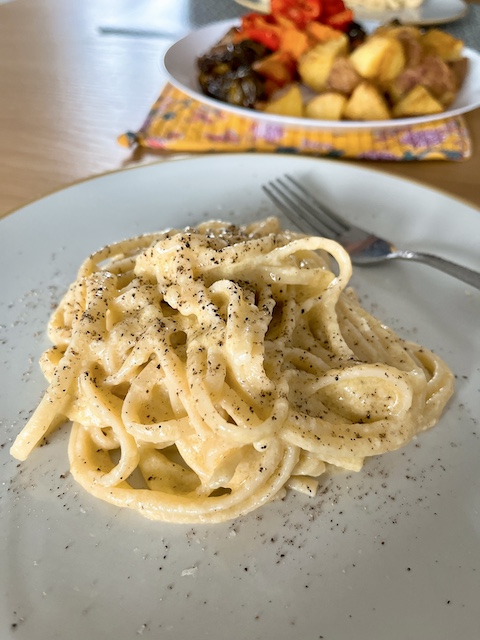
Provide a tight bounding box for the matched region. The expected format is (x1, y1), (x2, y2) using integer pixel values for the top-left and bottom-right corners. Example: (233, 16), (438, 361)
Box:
(263, 180), (333, 238)
(263, 175), (349, 239)
(262, 181), (311, 233)
(284, 175), (350, 235)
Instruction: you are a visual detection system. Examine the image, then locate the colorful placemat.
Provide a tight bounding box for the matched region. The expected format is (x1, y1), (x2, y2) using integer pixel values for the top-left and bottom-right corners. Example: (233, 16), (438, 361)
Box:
(118, 83), (471, 161)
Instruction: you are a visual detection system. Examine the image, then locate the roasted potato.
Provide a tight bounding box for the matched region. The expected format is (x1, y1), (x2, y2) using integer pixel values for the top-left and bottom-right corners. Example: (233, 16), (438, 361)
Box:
(326, 56), (362, 95)
(298, 36), (348, 93)
(343, 82), (391, 120)
(263, 83), (304, 117)
(388, 55), (457, 106)
(209, 23), (468, 122)
(449, 57), (469, 91)
(392, 85), (444, 117)
(349, 36), (406, 83)
(421, 29), (463, 62)
(305, 92), (347, 120)
(391, 29), (424, 68)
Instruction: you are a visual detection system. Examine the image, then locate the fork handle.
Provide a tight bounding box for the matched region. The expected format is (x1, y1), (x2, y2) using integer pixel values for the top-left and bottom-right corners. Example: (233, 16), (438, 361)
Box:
(394, 250), (480, 291)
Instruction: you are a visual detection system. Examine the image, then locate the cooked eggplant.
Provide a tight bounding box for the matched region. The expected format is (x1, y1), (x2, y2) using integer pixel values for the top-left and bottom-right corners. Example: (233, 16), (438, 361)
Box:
(197, 38), (271, 108)
(345, 21), (367, 51)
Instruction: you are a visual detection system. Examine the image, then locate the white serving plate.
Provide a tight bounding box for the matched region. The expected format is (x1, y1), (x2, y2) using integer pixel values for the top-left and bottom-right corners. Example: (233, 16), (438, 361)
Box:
(1, 154), (479, 640)
(163, 18), (480, 130)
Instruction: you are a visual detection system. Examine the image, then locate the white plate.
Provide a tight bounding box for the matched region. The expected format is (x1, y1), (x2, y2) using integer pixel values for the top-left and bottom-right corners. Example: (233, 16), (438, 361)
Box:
(1, 154), (480, 640)
(163, 19), (480, 130)
(234, 0), (468, 26)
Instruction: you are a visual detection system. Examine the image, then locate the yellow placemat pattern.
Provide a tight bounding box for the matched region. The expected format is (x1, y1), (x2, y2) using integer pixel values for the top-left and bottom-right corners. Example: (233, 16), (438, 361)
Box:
(119, 83), (471, 161)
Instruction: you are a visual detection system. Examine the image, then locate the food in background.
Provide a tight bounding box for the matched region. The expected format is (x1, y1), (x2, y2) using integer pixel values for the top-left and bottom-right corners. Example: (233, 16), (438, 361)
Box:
(198, 35), (271, 108)
(197, 2), (468, 121)
(198, 0), (364, 110)
(346, 0), (424, 12)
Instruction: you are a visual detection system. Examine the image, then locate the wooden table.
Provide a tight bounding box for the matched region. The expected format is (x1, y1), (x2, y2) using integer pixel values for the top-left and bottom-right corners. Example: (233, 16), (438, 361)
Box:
(0, 0), (479, 220)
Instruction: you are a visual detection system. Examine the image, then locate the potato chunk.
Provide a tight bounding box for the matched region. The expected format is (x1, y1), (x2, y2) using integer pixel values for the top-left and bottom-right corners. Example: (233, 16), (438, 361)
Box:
(305, 92), (347, 120)
(344, 82), (391, 120)
(388, 55), (457, 107)
(421, 29), (463, 62)
(449, 57), (469, 91)
(263, 84), (304, 117)
(350, 36), (405, 83)
(392, 85), (444, 117)
(298, 36), (349, 93)
(326, 56), (362, 95)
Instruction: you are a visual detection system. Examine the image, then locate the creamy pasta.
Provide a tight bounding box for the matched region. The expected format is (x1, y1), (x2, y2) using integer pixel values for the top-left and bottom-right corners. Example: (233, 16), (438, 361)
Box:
(11, 217), (454, 523)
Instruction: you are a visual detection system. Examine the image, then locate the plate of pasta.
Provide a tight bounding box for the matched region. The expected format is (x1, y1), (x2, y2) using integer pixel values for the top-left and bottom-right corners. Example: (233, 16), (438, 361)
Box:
(1, 154), (479, 640)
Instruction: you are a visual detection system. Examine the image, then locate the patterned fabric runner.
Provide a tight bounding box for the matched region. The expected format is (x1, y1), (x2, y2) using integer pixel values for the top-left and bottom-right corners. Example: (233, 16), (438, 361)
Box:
(119, 83), (471, 161)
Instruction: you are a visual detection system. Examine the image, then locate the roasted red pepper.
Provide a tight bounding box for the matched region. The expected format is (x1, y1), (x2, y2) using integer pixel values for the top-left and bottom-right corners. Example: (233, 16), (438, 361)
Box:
(239, 0), (355, 49)
(271, 0), (322, 29)
(241, 12), (278, 29)
(319, 0), (353, 28)
(320, 0), (346, 17)
(242, 27), (281, 50)
(324, 8), (354, 31)
(240, 12), (281, 50)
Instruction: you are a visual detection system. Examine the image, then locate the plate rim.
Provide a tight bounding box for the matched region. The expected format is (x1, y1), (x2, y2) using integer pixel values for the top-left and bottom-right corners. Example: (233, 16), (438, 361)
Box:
(2, 154), (480, 227)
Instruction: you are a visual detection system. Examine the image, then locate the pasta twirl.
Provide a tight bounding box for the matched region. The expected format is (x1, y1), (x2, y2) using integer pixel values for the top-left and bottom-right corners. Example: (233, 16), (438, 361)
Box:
(11, 217), (454, 523)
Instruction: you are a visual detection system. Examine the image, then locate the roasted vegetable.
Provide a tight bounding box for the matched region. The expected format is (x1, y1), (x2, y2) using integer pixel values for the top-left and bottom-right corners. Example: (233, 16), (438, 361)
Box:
(305, 91), (347, 119)
(196, 15), (467, 122)
(345, 21), (367, 51)
(349, 35), (406, 83)
(298, 35), (349, 92)
(343, 81), (391, 120)
(197, 39), (270, 108)
(392, 85), (444, 117)
(263, 83), (304, 116)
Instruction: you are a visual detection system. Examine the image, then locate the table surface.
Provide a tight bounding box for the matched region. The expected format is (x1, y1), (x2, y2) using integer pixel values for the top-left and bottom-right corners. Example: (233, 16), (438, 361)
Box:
(0, 0), (479, 220)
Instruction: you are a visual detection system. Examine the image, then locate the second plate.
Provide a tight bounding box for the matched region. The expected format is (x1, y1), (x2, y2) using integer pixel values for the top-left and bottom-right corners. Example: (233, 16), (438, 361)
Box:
(163, 18), (480, 130)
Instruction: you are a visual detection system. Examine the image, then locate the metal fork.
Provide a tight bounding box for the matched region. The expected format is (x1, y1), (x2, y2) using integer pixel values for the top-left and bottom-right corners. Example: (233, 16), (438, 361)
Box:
(263, 175), (480, 291)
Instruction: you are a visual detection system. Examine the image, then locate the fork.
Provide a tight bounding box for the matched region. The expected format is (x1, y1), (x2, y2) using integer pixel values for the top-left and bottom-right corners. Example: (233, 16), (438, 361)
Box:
(263, 175), (480, 291)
